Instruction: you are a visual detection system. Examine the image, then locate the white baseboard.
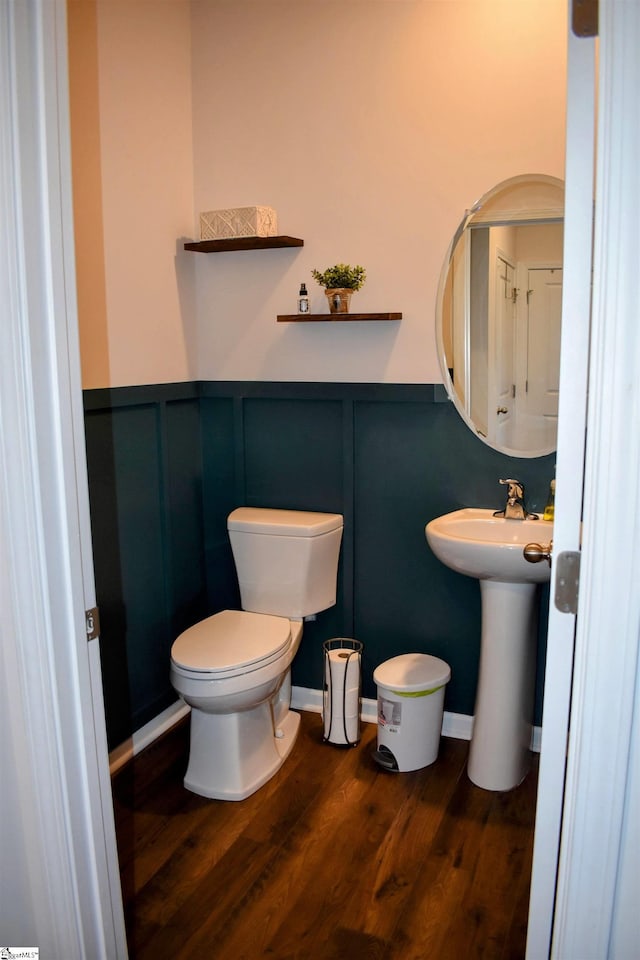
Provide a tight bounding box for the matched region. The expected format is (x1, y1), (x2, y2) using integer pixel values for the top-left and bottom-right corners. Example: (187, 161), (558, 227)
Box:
(291, 685), (541, 752)
(108, 700), (190, 776)
(109, 686), (541, 775)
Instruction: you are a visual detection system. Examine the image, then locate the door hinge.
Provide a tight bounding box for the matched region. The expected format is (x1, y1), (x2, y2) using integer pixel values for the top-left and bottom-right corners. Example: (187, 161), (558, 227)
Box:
(572, 0), (598, 38)
(554, 551), (581, 614)
(85, 606), (101, 641)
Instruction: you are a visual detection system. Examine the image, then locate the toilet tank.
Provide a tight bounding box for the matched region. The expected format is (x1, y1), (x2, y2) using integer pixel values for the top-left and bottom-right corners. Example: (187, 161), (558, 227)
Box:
(227, 508), (343, 618)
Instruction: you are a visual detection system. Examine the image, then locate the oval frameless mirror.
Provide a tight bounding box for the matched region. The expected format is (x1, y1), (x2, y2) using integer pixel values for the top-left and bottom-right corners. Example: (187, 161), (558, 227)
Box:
(436, 174), (564, 457)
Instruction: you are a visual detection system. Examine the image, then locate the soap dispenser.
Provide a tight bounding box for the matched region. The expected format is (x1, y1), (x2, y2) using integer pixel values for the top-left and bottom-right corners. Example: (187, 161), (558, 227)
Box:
(297, 283), (309, 314)
(543, 478), (556, 521)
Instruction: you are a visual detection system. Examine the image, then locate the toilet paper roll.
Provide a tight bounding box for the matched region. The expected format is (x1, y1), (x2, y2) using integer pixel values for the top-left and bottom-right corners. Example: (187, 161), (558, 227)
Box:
(323, 648), (360, 744)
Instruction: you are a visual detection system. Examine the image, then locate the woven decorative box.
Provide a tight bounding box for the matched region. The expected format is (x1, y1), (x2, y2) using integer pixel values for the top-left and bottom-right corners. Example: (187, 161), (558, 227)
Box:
(199, 205), (278, 241)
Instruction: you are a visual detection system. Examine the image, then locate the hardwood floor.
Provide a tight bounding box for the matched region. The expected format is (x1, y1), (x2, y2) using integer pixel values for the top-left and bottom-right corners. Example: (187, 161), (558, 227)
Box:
(112, 711), (538, 959)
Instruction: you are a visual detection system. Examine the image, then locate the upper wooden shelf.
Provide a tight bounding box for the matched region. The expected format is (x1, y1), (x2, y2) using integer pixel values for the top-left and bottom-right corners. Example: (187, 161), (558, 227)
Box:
(184, 236), (304, 253)
(277, 313), (402, 323)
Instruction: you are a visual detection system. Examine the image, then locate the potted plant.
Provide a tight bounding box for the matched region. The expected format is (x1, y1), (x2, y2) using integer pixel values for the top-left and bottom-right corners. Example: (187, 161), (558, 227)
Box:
(311, 263), (366, 314)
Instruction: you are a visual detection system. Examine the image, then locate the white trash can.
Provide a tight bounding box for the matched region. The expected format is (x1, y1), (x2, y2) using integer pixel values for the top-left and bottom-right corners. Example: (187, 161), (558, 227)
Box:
(373, 653), (451, 772)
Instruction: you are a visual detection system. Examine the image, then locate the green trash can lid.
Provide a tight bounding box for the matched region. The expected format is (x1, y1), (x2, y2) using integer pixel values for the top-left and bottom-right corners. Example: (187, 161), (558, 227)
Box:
(373, 653), (451, 693)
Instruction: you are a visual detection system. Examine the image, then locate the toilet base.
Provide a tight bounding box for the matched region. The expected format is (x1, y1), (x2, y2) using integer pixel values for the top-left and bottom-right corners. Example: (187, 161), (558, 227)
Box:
(184, 704), (301, 801)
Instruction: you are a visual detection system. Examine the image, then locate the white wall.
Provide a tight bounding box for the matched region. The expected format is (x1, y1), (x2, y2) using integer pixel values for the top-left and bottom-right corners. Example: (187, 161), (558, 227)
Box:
(71, 0), (567, 388)
(516, 222), (564, 262)
(190, 0), (567, 383)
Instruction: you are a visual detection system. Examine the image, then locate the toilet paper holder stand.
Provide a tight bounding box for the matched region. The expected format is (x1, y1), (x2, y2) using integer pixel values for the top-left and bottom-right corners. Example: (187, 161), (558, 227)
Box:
(322, 637), (363, 747)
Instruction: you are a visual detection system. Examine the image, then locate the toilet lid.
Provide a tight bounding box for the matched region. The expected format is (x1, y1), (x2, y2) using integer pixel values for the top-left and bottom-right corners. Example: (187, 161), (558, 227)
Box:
(373, 653), (451, 692)
(228, 507), (342, 536)
(171, 609), (291, 674)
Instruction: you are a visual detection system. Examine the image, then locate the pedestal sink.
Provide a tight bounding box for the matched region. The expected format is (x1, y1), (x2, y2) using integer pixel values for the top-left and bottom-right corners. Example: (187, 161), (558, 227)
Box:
(425, 508), (553, 791)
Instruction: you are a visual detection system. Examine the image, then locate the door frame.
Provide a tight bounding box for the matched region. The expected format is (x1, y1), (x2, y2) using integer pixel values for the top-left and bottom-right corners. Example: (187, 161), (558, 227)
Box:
(527, 2), (640, 956)
(525, 17), (595, 956)
(550, 1), (640, 955)
(0, 1), (126, 955)
(489, 246), (516, 447)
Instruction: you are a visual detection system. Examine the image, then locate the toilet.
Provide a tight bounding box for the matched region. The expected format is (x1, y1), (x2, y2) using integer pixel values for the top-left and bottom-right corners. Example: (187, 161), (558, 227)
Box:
(170, 507), (343, 801)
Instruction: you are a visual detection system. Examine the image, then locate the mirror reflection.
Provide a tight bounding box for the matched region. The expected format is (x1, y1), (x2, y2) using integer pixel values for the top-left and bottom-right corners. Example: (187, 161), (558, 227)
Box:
(437, 175), (564, 457)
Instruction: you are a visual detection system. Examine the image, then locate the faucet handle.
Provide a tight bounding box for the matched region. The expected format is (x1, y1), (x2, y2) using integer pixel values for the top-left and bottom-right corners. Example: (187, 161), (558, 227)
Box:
(499, 478), (524, 499)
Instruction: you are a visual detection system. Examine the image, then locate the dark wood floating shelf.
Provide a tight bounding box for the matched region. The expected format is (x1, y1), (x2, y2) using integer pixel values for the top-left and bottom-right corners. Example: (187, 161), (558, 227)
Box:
(184, 236), (304, 253)
(277, 312), (402, 323)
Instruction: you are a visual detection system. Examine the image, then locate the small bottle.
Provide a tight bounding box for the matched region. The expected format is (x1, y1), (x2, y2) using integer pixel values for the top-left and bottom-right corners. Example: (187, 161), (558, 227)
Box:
(543, 478), (556, 521)
(298, 283), (309, 314)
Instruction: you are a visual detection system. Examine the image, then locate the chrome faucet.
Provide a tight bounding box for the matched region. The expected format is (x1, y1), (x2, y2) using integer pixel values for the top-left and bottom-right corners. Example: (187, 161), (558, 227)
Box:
(493, 478), (539, 520)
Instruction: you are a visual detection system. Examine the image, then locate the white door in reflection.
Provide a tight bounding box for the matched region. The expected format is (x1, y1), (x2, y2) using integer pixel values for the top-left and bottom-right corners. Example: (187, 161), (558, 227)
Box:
(525, 265), (563, 446)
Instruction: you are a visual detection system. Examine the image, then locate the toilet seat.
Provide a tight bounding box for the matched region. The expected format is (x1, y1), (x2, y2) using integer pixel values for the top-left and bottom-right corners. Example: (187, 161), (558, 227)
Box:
(170, 609), (292, 679)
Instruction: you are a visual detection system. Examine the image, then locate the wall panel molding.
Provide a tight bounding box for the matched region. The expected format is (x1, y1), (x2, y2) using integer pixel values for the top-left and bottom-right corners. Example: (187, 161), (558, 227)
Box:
(84, 380), (554, 746)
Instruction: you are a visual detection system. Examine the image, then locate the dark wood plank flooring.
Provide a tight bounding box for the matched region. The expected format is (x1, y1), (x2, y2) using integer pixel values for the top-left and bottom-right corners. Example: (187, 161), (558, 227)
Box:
(112, 711), (538, 959)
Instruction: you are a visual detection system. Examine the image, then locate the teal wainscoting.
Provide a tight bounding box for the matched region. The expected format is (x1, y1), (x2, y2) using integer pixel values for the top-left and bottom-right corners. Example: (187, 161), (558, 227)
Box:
(84, 384), (207, 747)
(84, 381), (554, 750)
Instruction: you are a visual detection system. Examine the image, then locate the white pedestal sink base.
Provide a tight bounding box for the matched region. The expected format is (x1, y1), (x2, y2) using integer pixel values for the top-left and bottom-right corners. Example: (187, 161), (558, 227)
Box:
(425, 508), (552, 792)
(467, 580), (538, 791)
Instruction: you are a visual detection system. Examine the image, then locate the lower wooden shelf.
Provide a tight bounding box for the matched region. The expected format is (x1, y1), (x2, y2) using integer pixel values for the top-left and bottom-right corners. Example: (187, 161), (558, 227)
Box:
(277, 312), (402, 323)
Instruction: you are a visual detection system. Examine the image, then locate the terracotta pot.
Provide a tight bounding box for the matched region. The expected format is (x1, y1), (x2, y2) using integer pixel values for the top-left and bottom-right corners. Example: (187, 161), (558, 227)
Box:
(325, 288), (354, 314)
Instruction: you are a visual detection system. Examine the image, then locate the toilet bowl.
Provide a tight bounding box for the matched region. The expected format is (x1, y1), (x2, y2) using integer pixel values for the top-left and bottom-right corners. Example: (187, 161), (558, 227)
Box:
(170, 507), (343, 801)
(170, 610), (303, 800)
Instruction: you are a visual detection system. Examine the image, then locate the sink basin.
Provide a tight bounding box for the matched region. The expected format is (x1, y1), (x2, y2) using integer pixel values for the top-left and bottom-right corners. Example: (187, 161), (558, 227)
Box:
(425, 507), (553, 791)
(425, 508), (553, 583)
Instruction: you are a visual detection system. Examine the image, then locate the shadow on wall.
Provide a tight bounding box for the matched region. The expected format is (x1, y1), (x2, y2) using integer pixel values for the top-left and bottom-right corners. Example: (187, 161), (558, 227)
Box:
(259, 316), (403, 383)
(67, 0), (112, 392)
(84, 401), (131, 747)
(175, 238), (200, 382)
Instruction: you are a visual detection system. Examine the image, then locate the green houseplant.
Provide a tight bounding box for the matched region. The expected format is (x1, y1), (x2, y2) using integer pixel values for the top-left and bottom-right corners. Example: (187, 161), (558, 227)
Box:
(311, 263), (366, 314)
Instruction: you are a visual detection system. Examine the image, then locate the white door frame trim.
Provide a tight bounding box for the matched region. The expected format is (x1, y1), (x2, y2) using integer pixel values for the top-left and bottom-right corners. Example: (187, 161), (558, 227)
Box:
(525, 17), (596, 957)
(0, 1), (126, 955)
(552, 2), (640, 955)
